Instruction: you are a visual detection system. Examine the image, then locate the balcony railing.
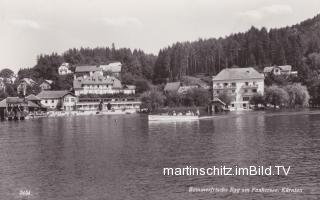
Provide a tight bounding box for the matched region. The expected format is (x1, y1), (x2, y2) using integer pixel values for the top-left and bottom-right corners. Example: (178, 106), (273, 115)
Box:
(242, 84), (258, 89)
(212, 85), (237, 89)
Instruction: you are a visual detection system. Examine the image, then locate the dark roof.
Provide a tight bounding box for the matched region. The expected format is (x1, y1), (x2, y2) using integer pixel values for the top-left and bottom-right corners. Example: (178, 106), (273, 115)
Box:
(27, 101), (40, 108)
(26, 94), (41, 101)
(6, 97), (24, 104)
(212, 97), (226, 106)
(37, 90), (75, 99)
(75, 65), (101, 73)
(213, 67), (264, 81)
(278, 65), (292, 71)
(164, 82), (181, 92)
(73, 72), (122, 89)
(0, 97), (27, 107)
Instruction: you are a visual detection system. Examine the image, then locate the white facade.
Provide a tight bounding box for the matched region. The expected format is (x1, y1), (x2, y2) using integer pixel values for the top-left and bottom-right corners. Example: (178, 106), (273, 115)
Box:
(212, 68), (264, 111)
(40, 94), (77, 111)
(58, 63), (72, 75)
(213, 79), (264, 110)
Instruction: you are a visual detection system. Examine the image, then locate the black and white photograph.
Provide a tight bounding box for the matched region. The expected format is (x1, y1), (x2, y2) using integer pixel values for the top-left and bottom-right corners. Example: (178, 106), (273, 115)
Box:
(0, 0), (320, 199)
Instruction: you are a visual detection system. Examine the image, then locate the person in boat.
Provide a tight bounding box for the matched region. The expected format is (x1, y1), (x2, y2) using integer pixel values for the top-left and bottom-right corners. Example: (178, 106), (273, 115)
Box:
(172, 111), (176, 116)
(196, 109), (200, 116)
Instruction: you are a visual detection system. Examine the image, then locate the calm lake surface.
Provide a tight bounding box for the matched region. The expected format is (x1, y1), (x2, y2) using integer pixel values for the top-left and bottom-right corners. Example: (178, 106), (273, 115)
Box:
(0, 111), (319, 200)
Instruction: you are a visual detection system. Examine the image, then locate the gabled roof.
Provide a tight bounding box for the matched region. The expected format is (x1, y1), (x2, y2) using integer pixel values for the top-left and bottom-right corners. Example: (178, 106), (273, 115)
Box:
(0, 98), (7, 107)
(21, 78), (36, 85)
(37, 90), (74, 99)
(26, 94), (41, 101)
(278, 65), (292, 71)
(213, 67), (264, 81)
(59, 63), (70, 68)
(73, 72), (122, 89)
(212, 97), (226, 106)
(45, 80), (53, 84)
(263, 66), (274, 73)
(263, 65), (292, 73)
(164, 82), (181, 92)
(123, 85), (136, 90)
(100, 62), (122, 73)
(75, 65), (101, 73)
(0, 97), (27, 107)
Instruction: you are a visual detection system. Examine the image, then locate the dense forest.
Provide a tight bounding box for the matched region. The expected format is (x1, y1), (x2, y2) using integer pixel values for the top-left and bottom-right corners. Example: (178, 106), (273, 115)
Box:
(17, 44), (157, 90)
(153, 14), (320, 83)
(6, 13), (320, 103)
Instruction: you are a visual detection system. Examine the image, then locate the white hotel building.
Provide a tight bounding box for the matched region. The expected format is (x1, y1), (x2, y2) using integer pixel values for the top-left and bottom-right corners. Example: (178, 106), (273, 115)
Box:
(73, 66), (135, 96)
(212, 67), (265, 111)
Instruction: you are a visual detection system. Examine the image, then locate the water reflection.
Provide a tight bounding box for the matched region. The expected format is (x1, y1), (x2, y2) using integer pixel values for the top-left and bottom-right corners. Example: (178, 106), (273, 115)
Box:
(0, 111), (319, 199)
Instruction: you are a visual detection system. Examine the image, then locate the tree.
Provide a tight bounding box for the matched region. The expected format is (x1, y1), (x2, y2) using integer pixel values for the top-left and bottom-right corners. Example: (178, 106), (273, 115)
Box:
(165, 92), (182, 107)
(187, 88), (210, 107)
(134, 79), (150, 94)
(0, 68), (14, 78)
(140, 89), (165, 112)
(265, 85), (289, 108)
(250, 93), (265, 106)
(284, 83), (310, 107)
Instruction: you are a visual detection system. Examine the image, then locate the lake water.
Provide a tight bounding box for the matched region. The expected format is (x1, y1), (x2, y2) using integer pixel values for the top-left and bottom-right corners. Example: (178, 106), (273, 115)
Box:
(0, 111), (319, 200)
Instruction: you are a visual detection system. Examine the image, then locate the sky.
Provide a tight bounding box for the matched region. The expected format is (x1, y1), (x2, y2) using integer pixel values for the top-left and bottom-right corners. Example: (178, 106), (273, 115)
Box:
(0, 0), (319, 72)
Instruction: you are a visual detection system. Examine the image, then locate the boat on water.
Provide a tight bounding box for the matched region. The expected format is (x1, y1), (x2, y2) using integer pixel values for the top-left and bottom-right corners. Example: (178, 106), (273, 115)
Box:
(148, 114), (199, 121)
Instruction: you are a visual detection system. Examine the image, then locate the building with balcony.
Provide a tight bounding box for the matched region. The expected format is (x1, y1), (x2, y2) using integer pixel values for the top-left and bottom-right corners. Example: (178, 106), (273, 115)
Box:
(37, 90), (77, 111)
(99, 62), (122, 77)
(39, 80), (53, 91)
(263, 65), (297, 76)
(212, 67), (264, 111)
(58, 63), (73, 75)
(73, 71), (135, 96)
(76, 97), (141, 112)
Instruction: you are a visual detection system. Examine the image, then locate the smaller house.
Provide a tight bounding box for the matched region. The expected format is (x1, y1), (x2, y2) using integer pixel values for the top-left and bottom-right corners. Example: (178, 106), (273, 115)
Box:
(58, 63), (72, 75)
(164, 81), (202, 94)
(17, 78), (36, 95)
(264, 65), (298, 76)
(75, 65), (102, 78)
(37, 90), (77, 111)
(39, 80), (53, 91)
(164, 82), (181, 93)
(177, 85), (199, 94)
(123, 85), (136, 95)
(100, 62), (122, 77)
(211, 97), (228, 113)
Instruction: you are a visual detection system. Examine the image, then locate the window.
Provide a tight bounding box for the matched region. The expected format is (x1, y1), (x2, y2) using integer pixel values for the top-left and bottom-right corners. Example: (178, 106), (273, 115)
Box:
(216, 90), (220, 94)
(243, 103), (247, 108)
(232, 90), (235, 93)
(245, 82), (249, 86)
(231, 104), (234, 107)
(224, 83), (228, 87)
(45, 100), (48, 103)
(243, 97), (250, 101)
(231, 82), (236, 87)
(71, 98), (75, 102)
(51, 100), (54, 103)
(244, 89), (248, 93)
(252, 89), (257, 93)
